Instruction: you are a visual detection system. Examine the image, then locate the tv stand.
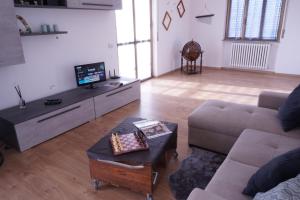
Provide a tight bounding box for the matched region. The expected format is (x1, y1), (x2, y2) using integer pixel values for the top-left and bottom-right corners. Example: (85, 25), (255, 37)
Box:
(0, 78), (140, 152)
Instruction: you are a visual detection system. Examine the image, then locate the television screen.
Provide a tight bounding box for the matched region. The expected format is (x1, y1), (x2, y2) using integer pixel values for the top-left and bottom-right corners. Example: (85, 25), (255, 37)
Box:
(74, 62), (106, 87)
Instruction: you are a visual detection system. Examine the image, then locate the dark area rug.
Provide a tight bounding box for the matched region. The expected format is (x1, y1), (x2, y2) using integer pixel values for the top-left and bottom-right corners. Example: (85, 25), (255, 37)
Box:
(169, 148), (226, 200)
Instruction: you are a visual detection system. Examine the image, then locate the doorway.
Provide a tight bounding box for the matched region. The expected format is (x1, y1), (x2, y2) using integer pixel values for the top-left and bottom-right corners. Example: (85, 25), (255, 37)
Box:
(116, 0), (152, 80)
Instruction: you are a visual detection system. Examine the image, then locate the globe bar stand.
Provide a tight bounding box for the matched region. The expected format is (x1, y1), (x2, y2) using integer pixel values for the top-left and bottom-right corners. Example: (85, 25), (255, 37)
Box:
(180, 40), (203, 74)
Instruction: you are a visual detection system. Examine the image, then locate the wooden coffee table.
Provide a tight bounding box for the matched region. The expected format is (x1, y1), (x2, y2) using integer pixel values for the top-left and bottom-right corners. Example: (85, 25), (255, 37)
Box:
(87, 118), (178, 200)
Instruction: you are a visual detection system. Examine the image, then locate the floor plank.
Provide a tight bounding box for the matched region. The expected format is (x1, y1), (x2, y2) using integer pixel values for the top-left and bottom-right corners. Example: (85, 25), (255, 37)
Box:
(0, 69), (299, 200)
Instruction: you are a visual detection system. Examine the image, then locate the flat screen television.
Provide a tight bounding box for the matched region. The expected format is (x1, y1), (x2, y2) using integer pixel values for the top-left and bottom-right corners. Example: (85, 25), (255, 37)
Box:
(74, 62), (106, 89)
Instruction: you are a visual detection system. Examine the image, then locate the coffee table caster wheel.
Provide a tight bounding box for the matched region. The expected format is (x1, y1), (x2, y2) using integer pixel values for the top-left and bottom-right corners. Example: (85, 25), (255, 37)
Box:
(92, 179), (103, 191)
(174, 151), (179, 159)
(0, 152), (4, 167)
(146, 194), (153, 200)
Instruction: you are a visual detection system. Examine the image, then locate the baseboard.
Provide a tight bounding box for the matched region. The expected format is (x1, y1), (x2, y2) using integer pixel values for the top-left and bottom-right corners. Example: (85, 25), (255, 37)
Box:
(153, 68), (181, 78)
(153, 66), (300, 78)
(205, 66), (300, 78)
(220, 67), (275, 75)
(203, 66), (222, 70)
(273, 72), (300, 78)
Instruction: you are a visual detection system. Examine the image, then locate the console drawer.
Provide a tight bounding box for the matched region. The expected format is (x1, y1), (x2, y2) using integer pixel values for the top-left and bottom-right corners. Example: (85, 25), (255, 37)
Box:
(94, 81), (140, 117)
(14, 98), (95, 152)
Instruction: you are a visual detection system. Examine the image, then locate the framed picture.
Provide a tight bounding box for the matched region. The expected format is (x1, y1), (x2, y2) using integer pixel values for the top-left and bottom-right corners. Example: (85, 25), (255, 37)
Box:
(177, 0), (185, 18)
(162, 11), (172, 31)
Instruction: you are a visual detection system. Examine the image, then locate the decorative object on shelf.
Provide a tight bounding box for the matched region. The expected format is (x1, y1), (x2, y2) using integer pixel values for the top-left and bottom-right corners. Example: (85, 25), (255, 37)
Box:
(109, 69), (120, 79)
(16, 15), (32, 34)
(14, 85), (26, 109)
(177, 0), (185, 18)
(195, 0), (214, 19)
(181, 40), (204, 74)
(41, 24), (48, 33)
(53, 24), (59, 32)
(195, 14), (215, 18)
(47, 24), (52, 32)
(41, 24), (58, 33)
(162, 11), (172, 31)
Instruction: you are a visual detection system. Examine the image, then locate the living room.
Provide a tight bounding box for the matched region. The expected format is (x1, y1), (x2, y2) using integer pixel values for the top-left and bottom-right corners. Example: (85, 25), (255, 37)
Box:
(0, 0), (300, 200)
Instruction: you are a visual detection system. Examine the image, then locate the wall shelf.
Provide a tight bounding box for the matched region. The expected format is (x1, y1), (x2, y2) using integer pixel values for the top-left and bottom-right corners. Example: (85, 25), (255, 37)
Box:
(20, 31), (68, 37)
(195, 14), (215, 19)
(15, 4), (67, 9)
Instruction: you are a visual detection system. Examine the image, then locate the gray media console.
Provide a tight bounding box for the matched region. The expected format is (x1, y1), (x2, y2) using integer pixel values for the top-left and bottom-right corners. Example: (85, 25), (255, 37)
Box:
(0, 78), (140, 152)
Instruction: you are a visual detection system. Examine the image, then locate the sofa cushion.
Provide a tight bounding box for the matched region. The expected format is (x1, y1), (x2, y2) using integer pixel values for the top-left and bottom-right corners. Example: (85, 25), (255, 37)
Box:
(228, 129), (300, 168)
(206, 159), (257, 200)
(258, 91), (289, 110)
(188, 100), (300, 139)
(278, 84), (300, 131)
(243, 147), (300, 197)
(204, 129), (300, 200)
(253, 174), (300, 200)
(187, 188), (227, 200)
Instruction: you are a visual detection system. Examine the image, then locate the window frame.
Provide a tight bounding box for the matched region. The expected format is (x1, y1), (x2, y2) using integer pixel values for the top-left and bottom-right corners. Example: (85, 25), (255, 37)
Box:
(225, 0), (287, 42)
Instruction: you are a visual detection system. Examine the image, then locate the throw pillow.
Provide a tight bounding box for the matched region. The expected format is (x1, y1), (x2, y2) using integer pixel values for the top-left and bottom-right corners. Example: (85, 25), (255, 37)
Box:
(278, 83), (300, 131)
(243, 147), (300, 197)
(253, 174), (300, 200)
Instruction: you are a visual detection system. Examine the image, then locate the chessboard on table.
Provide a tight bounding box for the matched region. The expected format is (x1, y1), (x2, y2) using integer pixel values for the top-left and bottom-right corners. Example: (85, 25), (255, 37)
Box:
(110, 131), (149, 155)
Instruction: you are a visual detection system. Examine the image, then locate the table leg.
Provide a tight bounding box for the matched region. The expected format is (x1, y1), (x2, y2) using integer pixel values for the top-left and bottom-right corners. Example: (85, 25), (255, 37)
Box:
(181, 56), (183, 72)
(146, 193), (153, 200)
(173, 151), (179, 159)
(200, 53), (203, 74)
(91, 179), (103, 190)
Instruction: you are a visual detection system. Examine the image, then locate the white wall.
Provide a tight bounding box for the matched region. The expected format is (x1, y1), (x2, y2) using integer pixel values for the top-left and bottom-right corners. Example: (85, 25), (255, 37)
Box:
(190, 0), (227, 68)
(190, 0), (300, 75)
(0, 8), (118, 110)
(274, 0), (300, 74)
(154, 0), (191, 76)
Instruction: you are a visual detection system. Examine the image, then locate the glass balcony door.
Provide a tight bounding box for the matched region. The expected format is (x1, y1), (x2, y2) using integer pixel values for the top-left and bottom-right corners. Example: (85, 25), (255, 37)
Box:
(116, 0), (152, 80)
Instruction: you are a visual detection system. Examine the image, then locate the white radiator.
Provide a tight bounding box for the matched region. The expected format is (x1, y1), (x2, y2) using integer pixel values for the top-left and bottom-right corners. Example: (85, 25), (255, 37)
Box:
(230, 42), (271, 70)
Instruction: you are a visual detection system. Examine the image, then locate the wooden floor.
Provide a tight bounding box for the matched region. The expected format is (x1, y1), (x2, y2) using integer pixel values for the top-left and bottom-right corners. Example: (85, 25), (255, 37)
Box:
(1, 69), (299, 200)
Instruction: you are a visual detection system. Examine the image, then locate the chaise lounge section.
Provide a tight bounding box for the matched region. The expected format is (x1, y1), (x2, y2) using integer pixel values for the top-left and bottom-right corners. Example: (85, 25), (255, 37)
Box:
(188, 91), (300, 154)
(187, 91), (300, 200)
(188, 129), (300, 200)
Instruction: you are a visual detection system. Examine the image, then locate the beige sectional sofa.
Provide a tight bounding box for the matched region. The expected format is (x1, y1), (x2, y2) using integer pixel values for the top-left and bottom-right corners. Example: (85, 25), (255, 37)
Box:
(187, 91), (300, 200)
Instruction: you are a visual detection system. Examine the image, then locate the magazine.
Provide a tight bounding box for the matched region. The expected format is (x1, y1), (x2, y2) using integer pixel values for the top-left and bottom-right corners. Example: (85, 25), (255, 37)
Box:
(133, 120), (172, 139)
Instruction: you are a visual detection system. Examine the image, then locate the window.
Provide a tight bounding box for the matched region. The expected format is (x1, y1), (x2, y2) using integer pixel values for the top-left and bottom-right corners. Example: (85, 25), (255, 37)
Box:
(225, 0), (286, 41)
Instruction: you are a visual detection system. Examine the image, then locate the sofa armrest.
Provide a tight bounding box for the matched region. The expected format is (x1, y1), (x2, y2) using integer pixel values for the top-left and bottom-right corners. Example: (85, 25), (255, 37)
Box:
(187, 189), (227, 200)
(258, 91), (289, 110)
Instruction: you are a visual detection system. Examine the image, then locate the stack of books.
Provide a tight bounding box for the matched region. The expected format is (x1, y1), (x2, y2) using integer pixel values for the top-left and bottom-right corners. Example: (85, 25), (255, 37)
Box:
(133, 120), (172, 139)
